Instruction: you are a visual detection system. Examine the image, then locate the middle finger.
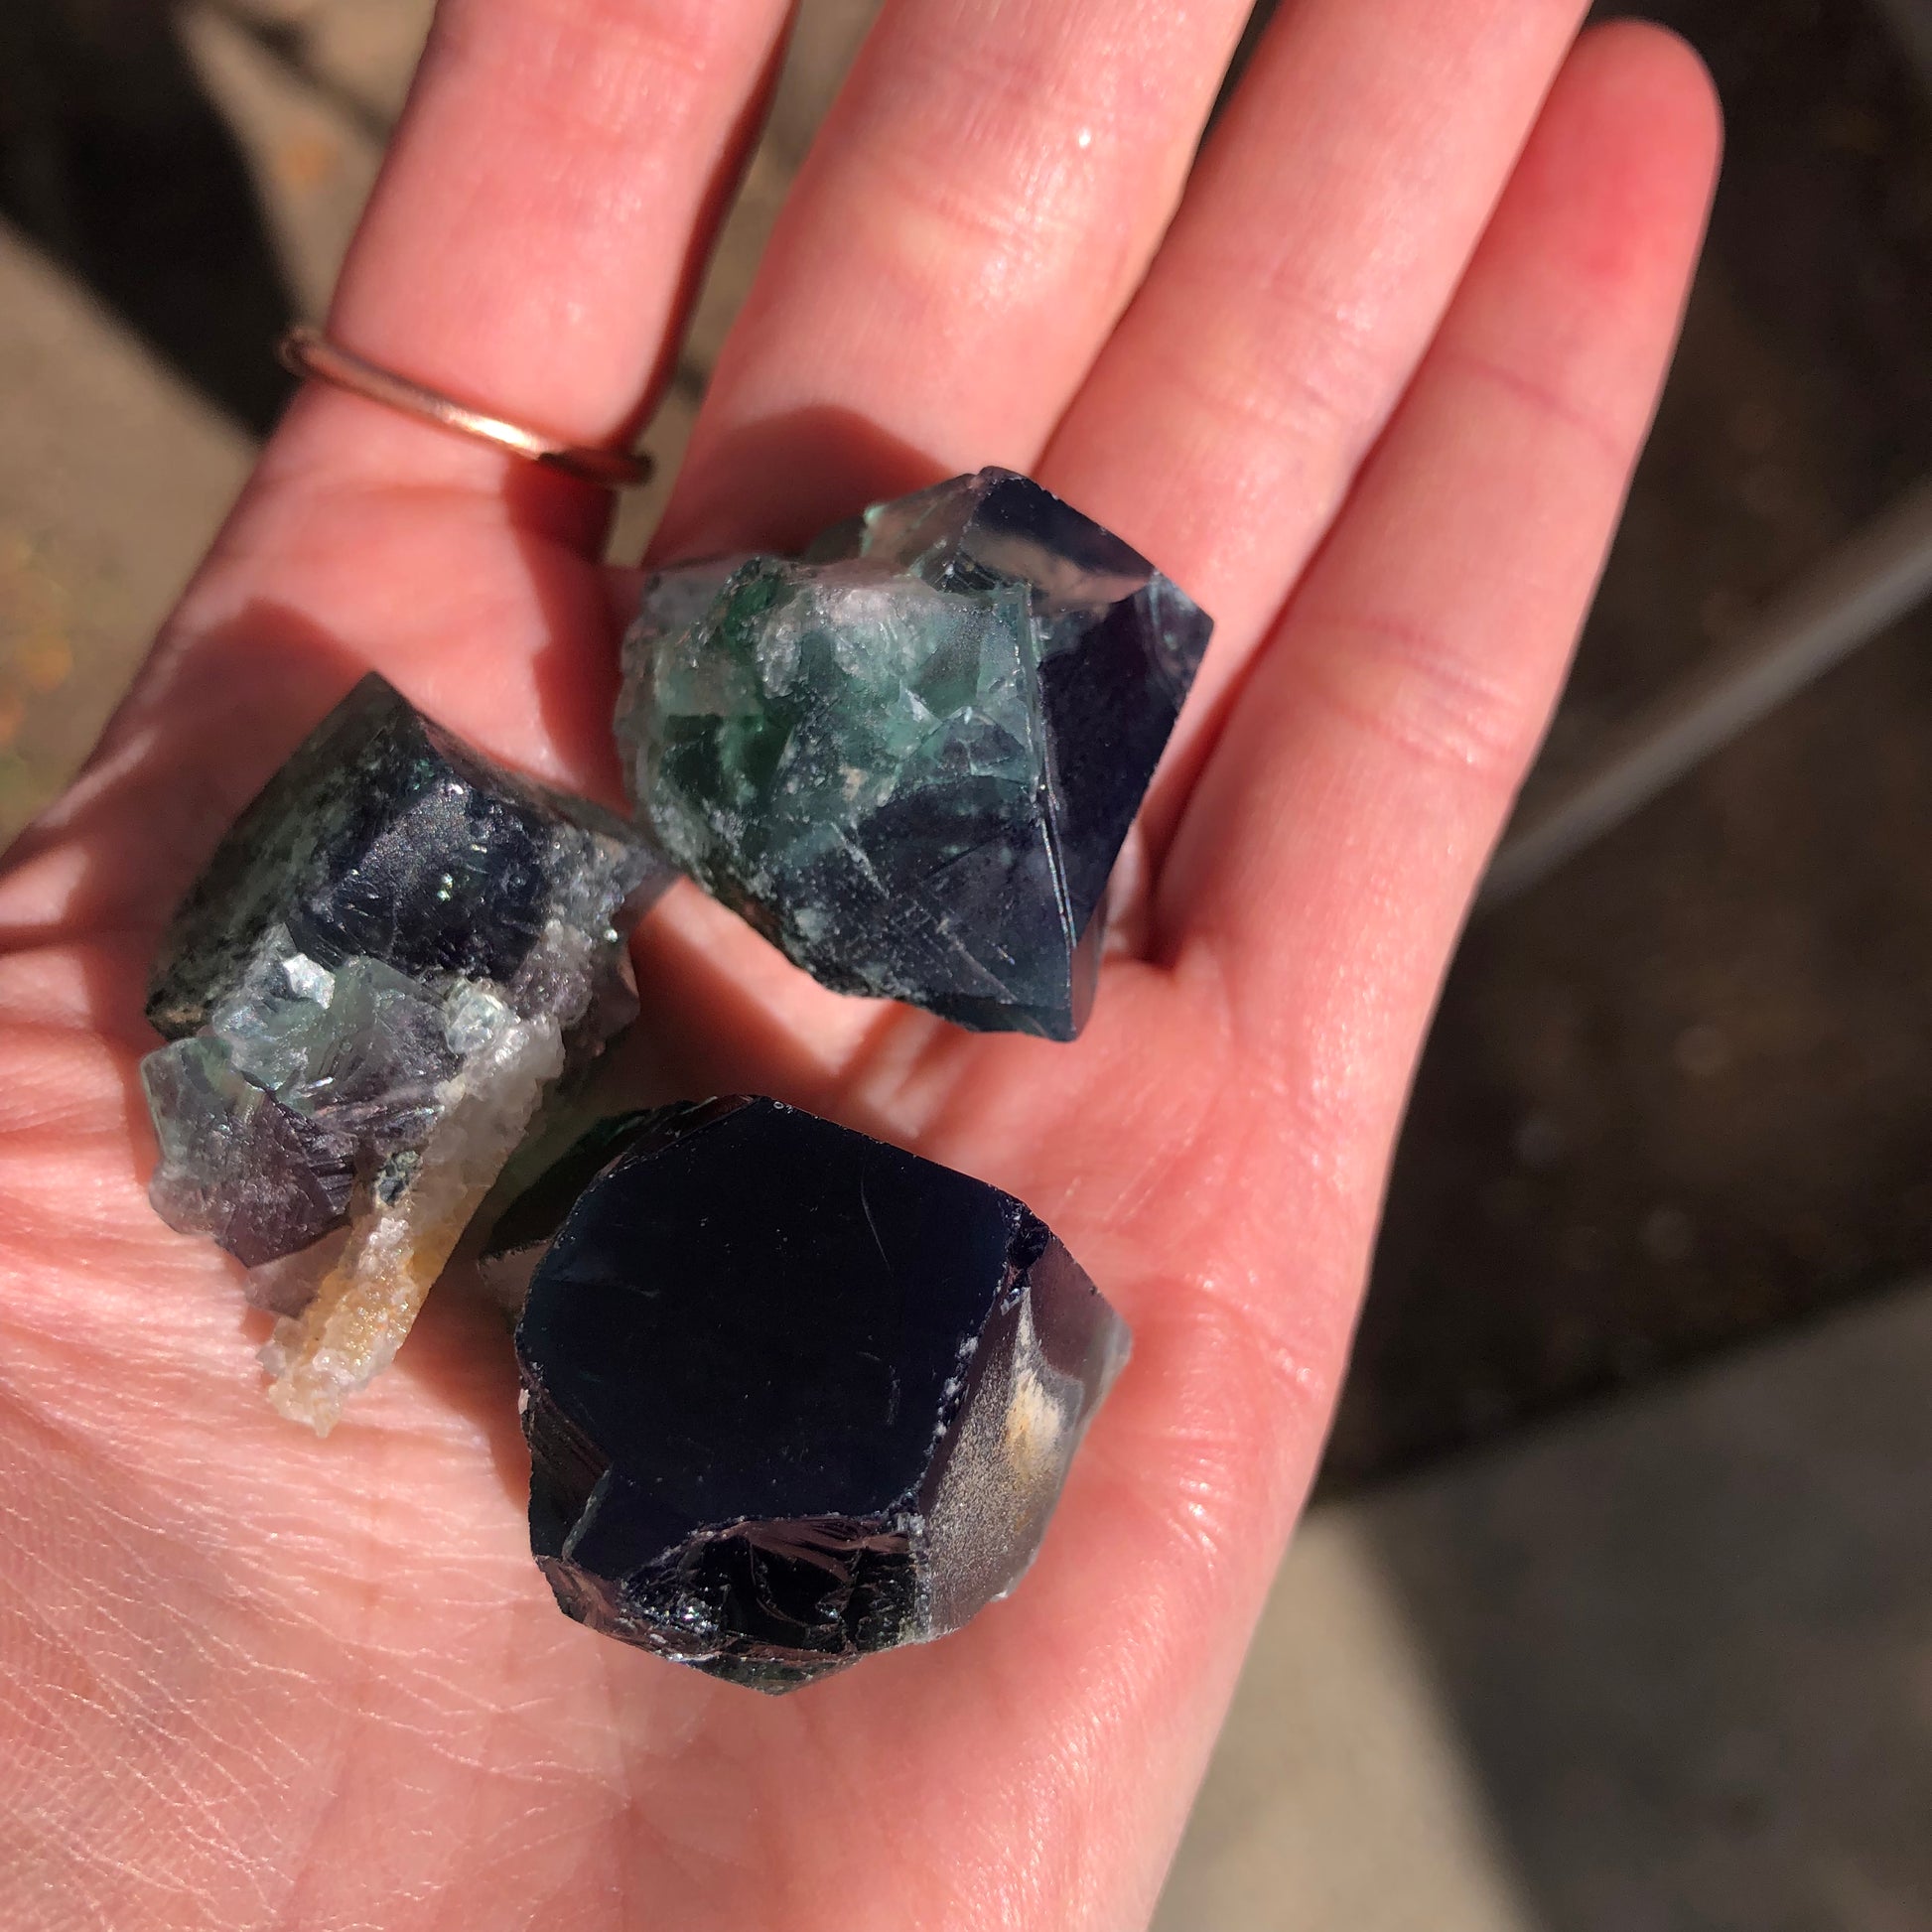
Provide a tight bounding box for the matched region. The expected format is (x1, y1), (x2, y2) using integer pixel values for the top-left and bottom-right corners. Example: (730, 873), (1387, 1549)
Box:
(652, 0), (1256, 557)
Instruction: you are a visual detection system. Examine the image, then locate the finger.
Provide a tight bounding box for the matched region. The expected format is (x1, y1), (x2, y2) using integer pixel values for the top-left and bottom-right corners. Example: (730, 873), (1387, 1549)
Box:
(258, 0), (793, 515)
(1035, 0), (1599, 850)
(651, 0), (1256, 558)
(1166, 24), (1720, 1286)
(1002, 53), (1720, 1919)
(9, 0), (794, 932)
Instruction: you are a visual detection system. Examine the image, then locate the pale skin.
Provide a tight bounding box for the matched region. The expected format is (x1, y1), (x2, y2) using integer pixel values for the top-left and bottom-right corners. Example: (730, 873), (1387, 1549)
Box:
(0, 1), (1719, 1925)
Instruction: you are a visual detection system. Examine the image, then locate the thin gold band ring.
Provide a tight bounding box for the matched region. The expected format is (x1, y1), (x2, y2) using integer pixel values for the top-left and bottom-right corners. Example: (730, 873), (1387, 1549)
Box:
(276, 326), (654, 489)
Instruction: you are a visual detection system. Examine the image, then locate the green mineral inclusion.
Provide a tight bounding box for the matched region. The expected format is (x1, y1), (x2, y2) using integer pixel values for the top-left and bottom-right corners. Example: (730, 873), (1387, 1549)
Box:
(649, 556), (1045, 957)
(619, 467), (1213, 1038)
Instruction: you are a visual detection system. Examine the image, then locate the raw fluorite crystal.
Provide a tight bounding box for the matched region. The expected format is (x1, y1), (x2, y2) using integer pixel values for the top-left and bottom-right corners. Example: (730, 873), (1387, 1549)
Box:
(142, 674), (661, 1433)
(484, 1097), (1128, 1690)
(616, 468), (1211, 1039)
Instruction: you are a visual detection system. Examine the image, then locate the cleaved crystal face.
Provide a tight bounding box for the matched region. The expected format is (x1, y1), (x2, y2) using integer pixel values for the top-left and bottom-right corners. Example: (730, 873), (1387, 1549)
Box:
(484, 1097), (1129, 1690)
(616, 468), (1212, 1039)
(141, 675), (664, 1433)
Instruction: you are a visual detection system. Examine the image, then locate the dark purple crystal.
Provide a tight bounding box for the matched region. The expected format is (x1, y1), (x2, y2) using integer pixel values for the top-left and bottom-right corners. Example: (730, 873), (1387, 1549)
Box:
(487, 1097), (1129, 1690)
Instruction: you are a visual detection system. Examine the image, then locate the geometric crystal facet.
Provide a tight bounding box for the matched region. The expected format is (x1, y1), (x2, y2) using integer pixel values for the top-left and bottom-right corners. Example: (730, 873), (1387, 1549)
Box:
(484, 1097), (1129, 1690)
(141, 674), (664, 1433)
(615, 468), (1212, 1039)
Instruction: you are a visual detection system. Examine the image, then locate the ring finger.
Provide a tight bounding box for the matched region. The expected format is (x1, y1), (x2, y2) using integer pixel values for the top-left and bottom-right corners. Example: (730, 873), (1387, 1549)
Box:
(275, 0), (795, 507)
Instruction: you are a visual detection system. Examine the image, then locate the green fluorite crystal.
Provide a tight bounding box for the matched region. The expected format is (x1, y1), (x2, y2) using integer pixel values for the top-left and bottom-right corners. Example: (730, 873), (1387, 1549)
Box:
(141, 675), (662, 1431)
(617, 469), (1212, 1039)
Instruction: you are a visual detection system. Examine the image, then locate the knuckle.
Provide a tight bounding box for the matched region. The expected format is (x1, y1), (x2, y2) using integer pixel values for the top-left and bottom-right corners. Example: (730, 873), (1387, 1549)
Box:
(1294, 608), (1548, 790)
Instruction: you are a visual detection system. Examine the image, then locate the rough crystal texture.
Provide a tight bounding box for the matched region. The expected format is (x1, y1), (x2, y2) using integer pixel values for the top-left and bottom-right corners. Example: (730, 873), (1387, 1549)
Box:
(142, 674), (662, 1432)
(616, 468), (1211, 1038)
(487, 1096), (1128, 1690)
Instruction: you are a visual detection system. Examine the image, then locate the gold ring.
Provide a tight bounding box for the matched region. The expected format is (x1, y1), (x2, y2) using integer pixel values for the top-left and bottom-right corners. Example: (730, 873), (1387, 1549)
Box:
(276, 326), (654, 489)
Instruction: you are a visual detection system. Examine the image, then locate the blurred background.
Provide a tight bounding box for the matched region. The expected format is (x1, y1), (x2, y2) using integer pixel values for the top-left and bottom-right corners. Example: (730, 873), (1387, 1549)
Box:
(3, 0), (1929, 1922)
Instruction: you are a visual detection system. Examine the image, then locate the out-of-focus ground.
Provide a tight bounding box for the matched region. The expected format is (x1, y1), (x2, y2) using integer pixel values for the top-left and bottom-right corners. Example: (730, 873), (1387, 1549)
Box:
(2, 1), (1929, 1925)
(1157, 1283), (1932, 1932)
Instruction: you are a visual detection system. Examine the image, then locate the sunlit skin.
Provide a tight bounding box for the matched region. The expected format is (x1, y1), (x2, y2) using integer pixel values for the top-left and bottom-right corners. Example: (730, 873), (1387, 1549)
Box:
(0, 2), (1718, 1925)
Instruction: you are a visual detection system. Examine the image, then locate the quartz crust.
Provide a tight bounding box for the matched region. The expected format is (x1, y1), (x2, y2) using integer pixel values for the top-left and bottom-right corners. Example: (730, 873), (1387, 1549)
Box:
(487, 1097), (1129, 1689)
(617, 468), (1211, 1038)
(142, 675), (662, 1432)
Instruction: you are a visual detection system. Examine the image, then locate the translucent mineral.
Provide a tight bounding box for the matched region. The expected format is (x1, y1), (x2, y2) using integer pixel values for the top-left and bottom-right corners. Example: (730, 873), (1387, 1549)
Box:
(141, 674), (663, 1433)
(616, 468), (1212, 1039)
(483, 1096), (1129, 1690)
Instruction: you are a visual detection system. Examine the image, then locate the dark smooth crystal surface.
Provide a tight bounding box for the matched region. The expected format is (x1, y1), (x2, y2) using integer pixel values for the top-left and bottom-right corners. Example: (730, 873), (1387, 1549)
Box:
(491, 1097), (1129, 1690)
(141, 674), (663, 1429)
(616, 468), (1211, 1039)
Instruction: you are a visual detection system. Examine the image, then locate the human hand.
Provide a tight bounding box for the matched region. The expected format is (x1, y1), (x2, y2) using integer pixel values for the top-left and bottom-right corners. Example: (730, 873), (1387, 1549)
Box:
(0, 2), (1718, 1925)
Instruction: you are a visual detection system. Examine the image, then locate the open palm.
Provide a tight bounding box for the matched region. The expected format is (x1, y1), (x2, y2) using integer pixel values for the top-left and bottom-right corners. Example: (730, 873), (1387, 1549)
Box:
(0, 2), (1717, 1926)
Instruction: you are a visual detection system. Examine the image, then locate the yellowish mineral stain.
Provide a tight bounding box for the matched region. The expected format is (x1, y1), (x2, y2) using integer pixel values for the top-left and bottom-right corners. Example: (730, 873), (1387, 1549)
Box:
(261, 1002), (566, 1434)
(1002, 1356), (1067, 1488)
(263, 1221), (464, 1435)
